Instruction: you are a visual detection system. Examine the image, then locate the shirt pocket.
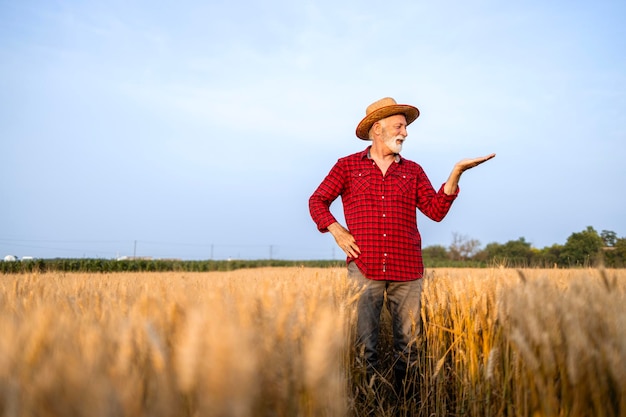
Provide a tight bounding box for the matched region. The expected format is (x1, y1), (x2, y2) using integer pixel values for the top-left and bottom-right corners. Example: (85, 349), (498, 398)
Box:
(350, 171), (371, 194)
(392, 172), (416, 195)
(389, 173), (417, 205)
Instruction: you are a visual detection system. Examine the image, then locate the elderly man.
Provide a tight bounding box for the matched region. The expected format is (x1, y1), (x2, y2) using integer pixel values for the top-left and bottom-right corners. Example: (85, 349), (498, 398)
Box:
(309, 97), (495, 398)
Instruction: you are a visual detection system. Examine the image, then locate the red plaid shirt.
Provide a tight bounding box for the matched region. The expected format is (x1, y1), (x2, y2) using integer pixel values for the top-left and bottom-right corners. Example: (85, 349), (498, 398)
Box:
(309, 147), (459, 281)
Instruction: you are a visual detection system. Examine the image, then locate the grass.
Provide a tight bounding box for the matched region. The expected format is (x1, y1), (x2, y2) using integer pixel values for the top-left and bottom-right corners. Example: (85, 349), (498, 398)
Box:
(0, 267), (624, 416)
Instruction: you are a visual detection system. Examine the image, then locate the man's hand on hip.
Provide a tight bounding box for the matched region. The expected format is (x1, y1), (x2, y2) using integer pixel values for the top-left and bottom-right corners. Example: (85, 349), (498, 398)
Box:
(328, 222), (361, 258)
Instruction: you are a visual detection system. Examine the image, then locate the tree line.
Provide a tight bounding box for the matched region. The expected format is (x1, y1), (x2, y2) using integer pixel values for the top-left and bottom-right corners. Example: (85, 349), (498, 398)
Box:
(0, 258), (345, 274)
(423, 226), (625, 268)
(2, 226), (624, 273)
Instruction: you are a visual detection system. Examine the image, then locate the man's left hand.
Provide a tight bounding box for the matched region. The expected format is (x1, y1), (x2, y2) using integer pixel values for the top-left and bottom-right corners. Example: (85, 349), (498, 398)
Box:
(454, 153), (496, 174)
(444, 153), (496, 195)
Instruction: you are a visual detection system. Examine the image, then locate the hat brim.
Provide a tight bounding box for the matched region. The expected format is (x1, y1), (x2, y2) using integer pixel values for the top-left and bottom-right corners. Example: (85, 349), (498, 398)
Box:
(355, 104), (420, 140)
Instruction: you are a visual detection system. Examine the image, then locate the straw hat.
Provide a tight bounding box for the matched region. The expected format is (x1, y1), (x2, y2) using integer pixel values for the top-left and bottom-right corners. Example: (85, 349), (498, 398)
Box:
(355, 97), (420, 140)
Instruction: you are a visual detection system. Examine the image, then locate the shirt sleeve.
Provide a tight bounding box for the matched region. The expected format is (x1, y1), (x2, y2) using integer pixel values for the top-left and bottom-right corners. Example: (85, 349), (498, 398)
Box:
(416, 168), (459, 222)
(309, 161), (345, 233)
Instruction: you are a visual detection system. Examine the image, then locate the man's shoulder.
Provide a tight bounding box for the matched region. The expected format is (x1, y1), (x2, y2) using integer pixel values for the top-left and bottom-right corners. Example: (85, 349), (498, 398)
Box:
(337, 148), (368, 164)
(341, 148), (368, 160)
(398, 156), (424, 172)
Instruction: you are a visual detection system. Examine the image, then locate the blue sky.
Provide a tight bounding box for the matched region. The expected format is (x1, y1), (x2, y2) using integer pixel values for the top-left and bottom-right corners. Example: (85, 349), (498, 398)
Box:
(1, 0), (625, 260)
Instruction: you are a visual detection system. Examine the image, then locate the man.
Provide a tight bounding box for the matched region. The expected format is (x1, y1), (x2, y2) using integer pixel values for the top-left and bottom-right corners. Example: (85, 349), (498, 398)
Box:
(308, 97), (495, 397)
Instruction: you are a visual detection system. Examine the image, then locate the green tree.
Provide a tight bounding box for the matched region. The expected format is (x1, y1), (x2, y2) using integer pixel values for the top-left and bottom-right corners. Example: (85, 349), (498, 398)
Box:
(614, 238), (626, 265)
(422, 245), (449, 262)
(601, 230), (618, 247)
(476, 242), (502, 263)
(559, 226), (604, 266)
(603, 237), (626, 267)
(538, 244), (564, 267)
(480, 237), (534, 266)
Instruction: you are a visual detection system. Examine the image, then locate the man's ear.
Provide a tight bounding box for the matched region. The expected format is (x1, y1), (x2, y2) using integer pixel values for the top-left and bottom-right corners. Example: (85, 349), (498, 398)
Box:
(372, 121), (382, 137)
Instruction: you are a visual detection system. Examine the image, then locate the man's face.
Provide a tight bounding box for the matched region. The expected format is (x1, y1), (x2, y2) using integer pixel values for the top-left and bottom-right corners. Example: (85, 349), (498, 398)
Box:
(380, 114), (408, 154)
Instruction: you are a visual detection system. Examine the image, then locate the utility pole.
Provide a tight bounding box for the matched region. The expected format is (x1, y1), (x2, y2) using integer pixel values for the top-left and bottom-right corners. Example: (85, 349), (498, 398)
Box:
(133, 240), (137, 258)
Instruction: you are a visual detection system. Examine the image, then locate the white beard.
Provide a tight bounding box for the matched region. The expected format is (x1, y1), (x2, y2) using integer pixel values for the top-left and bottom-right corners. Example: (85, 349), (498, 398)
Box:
(384, 135), (404, 154)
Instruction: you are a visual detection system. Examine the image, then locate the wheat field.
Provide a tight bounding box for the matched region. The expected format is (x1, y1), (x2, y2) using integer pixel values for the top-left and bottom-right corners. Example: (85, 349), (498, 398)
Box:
(0, 267), (624, 417)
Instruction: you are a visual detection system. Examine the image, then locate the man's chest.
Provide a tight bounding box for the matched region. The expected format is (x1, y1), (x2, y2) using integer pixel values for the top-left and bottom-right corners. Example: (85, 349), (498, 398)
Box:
(346, 164), (418, 202)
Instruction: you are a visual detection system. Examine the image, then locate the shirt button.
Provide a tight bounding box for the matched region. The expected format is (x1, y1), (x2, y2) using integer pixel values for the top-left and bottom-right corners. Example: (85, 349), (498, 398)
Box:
(384, 253), (388, 257)
(383, 234), (387, 237)
(382, 195), (385, 199)
(382, 214), (386, 217)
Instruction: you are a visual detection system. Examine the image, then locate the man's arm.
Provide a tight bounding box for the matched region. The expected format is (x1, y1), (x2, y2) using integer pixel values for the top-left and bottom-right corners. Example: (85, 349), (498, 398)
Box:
(309, 163), (344, 233)
(444, 153), (496, 195)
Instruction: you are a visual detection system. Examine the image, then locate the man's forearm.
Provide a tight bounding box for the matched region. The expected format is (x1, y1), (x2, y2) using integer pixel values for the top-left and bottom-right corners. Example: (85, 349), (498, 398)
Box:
(327, 222), (345, 237)
(444, 166), (463, 195)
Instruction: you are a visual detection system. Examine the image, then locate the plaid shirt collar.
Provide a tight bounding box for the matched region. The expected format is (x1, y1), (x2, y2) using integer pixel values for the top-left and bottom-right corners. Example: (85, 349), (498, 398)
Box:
(362, 146), (402, 164)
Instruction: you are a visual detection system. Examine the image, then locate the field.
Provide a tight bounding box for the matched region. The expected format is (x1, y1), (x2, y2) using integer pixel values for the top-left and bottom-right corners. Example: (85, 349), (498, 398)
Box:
(0, 267), (624, 417)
